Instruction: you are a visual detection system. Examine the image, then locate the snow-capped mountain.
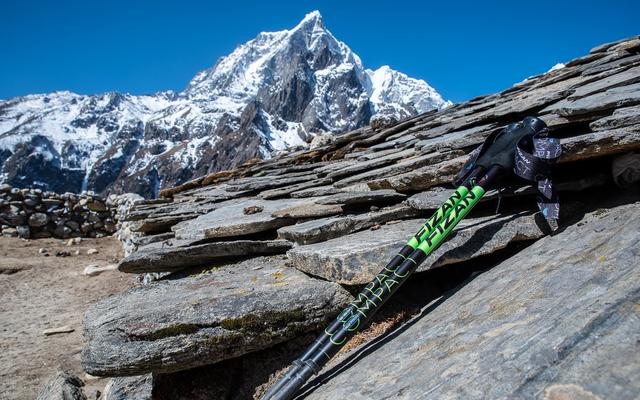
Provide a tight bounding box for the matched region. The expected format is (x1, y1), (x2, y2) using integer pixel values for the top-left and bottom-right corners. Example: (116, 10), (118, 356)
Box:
(0, 11), (450, 197)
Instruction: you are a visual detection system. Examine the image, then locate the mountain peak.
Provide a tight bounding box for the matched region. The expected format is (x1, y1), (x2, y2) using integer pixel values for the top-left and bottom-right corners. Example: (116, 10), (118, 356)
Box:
(298, 10), (323, 26)
(0, 11), (449, 197)
(290, 10), (328, 42)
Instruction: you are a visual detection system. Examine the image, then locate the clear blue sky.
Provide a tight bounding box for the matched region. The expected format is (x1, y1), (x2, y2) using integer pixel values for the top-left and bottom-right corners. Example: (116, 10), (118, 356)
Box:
(1, 0), (638, 103)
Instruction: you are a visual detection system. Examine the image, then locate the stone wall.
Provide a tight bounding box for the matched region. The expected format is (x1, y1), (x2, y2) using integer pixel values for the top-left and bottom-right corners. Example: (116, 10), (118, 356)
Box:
(0, 184), (136, 240)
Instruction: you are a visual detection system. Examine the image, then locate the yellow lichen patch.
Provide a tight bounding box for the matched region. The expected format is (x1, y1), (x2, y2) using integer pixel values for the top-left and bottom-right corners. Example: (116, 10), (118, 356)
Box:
(456, 308), (473, 323)
(271, 271), (286, 280)
(543, 384), (602, 400)
(416, 338), (441, 354)
(488, 296), (524, 318)
(482, 317), (533, 338)
(443, 343), (469, 358)
(190, 265), (219, 278)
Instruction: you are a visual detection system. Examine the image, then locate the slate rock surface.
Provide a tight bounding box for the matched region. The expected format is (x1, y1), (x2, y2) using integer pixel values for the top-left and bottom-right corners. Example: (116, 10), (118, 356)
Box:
(288, 212), (544, 285)
(117, 239), (292, 273)
(103, 375), (152, 400)
(305, 203), (640, 400)
(171, 199), (308, 241)
(278, 204), (419, 245)
(36, 371), (87, 400)
(82, 256), (352, 376)
(315, 190), (405, 206)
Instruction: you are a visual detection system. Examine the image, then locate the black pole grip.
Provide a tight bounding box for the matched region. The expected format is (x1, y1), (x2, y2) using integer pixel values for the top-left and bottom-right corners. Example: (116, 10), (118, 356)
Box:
(475, 116), (547, 171)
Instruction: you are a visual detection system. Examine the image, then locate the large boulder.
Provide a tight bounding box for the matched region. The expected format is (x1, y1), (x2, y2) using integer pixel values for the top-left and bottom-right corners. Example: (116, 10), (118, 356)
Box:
(305, 203), (640, 399)
(82, 256), (352, 376)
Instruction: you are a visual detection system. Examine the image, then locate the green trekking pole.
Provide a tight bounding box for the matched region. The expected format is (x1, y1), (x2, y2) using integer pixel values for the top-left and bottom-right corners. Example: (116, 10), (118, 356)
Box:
(263, 117), (553, 400)
(260, 169), (483, 400)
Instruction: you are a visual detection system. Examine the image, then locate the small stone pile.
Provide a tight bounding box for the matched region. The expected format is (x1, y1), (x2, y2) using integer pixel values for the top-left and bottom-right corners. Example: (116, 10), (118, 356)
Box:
(0, 184), (121, 239)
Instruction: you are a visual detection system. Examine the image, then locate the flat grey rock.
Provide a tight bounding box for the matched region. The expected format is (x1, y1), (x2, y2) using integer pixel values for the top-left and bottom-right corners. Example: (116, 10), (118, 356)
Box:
(224, 173), (317, 192)
(541, 82), (640, 116)
(582, 54), (640, 77)
(258, 178), (332, 199)
(270, 203), (343, 219)
(118, 239), (292, 273)
(104, 375), (152, 400)
(124, 198), (237, 236)
(560, 126), (640, 163)
(415, 123), (497, 150)
(306, 203), (640, 400)
(36, 371), (86, 400)
(590, 104), (640, 130)
(315, 190), (405, 206)
(288, 212), (544, 285)
(129, 214), (200, 234)
(494, 75), (587, 115)
(290, 185), (341, 198)
(314, 159), (356, 176)
(326, 148), (416, 179)
(406, 187), (454, 210)
(333, 151), (462, 188)
(82, 256), (352, 376)
(172, 184), (251, 202)
(568, 65), (640, 100)
(124, 201), (195, 222)
(131, 232), (175, 248)
(171, 198), (308, 241)
(367, 156), (466, 192)
(590, 35), (639, 53)
(349, 147), (404, 161)
(278, 205), (420, 245)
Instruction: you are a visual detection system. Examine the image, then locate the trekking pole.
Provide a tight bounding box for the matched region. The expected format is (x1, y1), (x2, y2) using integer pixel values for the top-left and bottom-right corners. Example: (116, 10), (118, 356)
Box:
(263, 117), (549, 400)
(260, 168), (484, 400)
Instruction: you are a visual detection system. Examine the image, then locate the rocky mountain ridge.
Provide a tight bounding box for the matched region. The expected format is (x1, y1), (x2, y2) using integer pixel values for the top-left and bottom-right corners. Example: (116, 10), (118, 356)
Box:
(0, 11), (449, 198)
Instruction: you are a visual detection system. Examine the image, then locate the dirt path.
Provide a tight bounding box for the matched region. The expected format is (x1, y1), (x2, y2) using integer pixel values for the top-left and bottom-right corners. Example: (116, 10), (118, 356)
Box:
(0, 236), (136, 400)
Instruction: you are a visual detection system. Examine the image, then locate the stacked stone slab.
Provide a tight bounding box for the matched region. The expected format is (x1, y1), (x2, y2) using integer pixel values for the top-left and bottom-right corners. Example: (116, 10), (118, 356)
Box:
(77, 36), (640, 398)
(0, 185), (121, 239)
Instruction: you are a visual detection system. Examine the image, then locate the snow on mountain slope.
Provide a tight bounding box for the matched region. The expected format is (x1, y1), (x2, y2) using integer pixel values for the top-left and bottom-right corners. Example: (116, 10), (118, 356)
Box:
(367, 66), (451, 119)
(0, 11), (450, 197)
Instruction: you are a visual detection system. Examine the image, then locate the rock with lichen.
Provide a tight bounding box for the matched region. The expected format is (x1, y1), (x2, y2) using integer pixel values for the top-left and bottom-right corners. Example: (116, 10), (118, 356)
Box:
(81, 256), (351, 376)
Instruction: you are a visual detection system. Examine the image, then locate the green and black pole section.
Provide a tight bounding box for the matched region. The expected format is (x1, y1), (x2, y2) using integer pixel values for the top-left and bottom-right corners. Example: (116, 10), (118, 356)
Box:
(262, 117), (549, 400)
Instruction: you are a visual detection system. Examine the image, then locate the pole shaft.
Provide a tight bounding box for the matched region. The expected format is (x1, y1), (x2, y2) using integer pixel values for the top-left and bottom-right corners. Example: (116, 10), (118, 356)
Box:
(314, 185), (485, 362)
(261, 183), (476, 400)
(272, 180), (491, 400)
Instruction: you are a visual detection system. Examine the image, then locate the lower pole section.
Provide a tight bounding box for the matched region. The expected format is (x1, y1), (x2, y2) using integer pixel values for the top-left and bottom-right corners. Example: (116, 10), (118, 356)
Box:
(263, 166), (499, 400)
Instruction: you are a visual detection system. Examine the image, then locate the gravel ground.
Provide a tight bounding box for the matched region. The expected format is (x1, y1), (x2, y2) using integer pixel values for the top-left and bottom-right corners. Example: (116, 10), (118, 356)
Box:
(0, 236), (135, 400)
